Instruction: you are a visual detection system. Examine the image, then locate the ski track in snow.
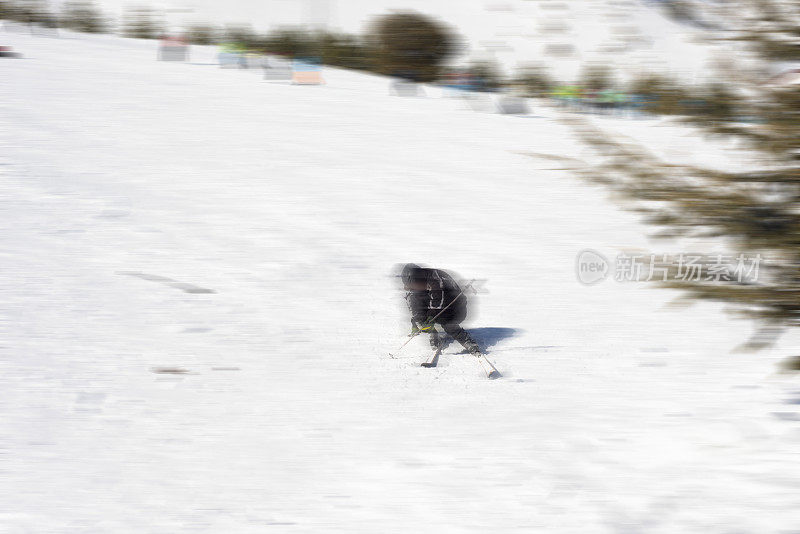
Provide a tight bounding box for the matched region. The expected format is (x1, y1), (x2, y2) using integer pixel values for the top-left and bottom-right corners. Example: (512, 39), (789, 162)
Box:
(1, 31), (799, 533)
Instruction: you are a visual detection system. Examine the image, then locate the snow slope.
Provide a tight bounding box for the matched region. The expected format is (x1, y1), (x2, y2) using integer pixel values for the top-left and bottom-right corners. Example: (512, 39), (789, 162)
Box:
(1, 31), (799, 533)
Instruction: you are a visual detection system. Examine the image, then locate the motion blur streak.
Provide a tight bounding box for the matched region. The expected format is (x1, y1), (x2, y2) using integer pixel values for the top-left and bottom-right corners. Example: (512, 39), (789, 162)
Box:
(1, 1), (799, 532)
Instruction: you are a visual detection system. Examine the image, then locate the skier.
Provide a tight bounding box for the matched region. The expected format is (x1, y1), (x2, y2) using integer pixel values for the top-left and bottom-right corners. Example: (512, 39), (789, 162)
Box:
(400, 263), (482, 357)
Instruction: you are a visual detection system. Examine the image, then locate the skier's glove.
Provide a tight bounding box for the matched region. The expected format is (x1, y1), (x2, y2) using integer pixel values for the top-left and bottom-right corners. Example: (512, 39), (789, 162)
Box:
(418, 317), (436, 332)
(411, 318), (435, 335)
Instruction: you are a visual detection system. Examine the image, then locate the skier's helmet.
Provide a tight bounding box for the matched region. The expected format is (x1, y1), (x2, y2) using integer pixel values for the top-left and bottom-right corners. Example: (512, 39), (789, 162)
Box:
(401, 263), (420, 287)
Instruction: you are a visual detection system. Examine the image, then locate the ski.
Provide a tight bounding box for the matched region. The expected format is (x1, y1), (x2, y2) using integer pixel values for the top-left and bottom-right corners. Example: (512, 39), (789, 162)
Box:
(421, 347), (442, 368)
(420, 346), (501, 379)
(451, 348), (503, 379)
(474, 352), (502, 379)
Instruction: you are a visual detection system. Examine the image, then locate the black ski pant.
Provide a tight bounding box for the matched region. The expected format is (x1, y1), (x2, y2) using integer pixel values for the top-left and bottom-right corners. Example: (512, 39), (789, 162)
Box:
(429, 323), (479, 353)
(427, 304), (479, 353)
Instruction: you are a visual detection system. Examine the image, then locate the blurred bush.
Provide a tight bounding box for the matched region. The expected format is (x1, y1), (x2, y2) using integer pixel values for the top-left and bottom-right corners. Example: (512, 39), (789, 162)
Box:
(260, 27), (317, 57)
(1, 0), (56, 26)
(367, 11), (460, 82)
(579, 63), (615, 92)
(466, 59), (504, 92)
(512, 64), (555, 97)
(627, 73), (690, 115)
(60, 1), (106, 34)
(253, 29), (369, 71)
(185, 24), (218, 45)
(626, 74), (743, 122)
(121, 4), (162, 40)
(222, 24), (257, 49)
(318, 32), (370, 71)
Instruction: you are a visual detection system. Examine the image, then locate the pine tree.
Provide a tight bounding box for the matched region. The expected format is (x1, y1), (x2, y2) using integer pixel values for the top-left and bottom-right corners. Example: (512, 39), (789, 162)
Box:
(572, 0), (800, 367)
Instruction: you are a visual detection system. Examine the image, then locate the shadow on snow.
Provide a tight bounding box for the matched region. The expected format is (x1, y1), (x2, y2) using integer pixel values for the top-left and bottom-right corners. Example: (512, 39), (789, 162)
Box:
(467, 327), (523, 350)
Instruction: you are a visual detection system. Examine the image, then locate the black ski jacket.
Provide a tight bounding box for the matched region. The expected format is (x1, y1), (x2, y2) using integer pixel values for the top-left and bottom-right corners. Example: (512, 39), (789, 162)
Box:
(405, 268), (467, 325)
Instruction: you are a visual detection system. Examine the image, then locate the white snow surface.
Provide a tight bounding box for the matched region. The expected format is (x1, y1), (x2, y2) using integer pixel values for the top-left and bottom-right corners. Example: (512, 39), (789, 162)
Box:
(1, 31), (799, 533)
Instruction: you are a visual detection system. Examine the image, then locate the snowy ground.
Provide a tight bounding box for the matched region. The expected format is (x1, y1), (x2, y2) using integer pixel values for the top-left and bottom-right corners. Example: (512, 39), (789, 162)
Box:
(1, 31), (799, 533)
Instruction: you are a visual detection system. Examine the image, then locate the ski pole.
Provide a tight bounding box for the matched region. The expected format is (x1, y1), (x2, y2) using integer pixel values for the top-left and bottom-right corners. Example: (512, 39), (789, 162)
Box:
(387, 331), (419, 359)
(389, 279), (475, 358)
